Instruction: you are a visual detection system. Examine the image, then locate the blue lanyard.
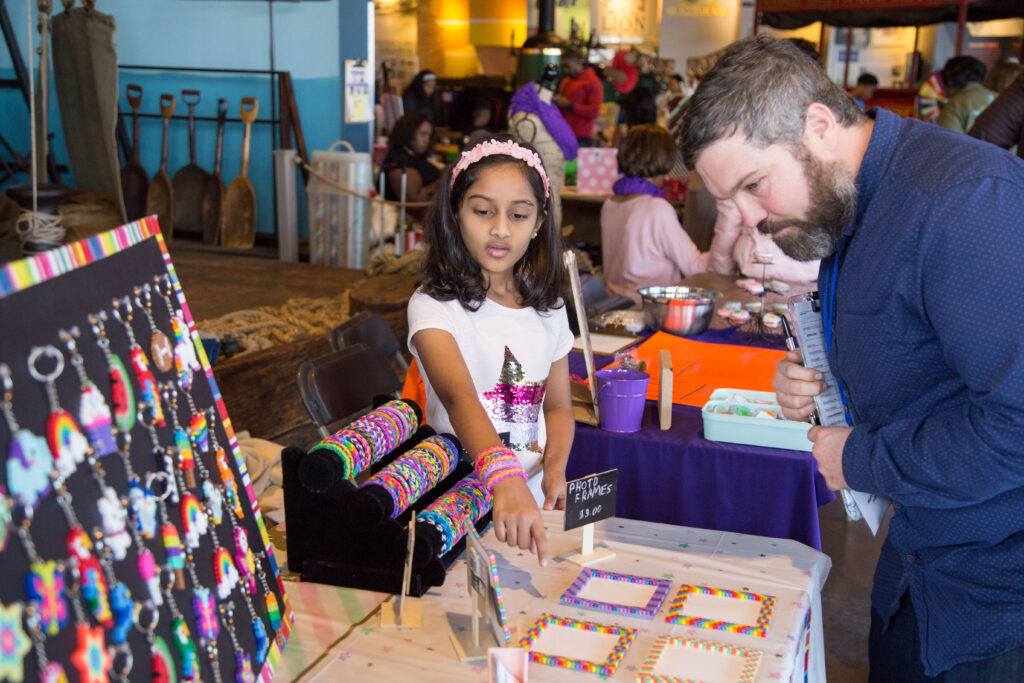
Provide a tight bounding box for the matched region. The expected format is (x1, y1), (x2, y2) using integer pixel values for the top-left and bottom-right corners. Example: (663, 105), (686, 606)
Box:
(821, 253), (853, 427)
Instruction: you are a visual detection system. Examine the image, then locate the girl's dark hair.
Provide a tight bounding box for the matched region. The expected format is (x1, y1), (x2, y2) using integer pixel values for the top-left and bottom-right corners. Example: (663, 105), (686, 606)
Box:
(404, 70), (437, 98)
(421, 134), (565, 312)
(388, 112), (431, 154)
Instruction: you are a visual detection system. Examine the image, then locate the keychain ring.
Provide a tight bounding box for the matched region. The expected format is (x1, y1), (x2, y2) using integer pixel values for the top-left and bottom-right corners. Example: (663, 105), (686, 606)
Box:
(134, 600), (160, 634)
(146, 471), (174, 501)
(133, 283), (153, 309)
(109, 642), (134, 678)
(27, 345), (64, 383)
(137, 403), (156, 428)
(110, 297), (132, 323)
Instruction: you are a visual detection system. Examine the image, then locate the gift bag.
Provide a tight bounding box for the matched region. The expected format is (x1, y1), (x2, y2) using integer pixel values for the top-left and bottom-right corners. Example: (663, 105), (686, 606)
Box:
(576, 147), (618, 195)
(307, 141), (380, 268)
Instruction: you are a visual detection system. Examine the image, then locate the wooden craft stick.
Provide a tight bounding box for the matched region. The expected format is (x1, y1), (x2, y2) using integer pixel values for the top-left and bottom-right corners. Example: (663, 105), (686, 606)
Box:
(659, 350), (673, 430)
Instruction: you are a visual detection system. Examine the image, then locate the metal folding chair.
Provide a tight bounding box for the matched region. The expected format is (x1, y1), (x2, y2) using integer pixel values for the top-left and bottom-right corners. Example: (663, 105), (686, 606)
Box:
(296, 343), (403, 438)
(329, 311), (410, 374)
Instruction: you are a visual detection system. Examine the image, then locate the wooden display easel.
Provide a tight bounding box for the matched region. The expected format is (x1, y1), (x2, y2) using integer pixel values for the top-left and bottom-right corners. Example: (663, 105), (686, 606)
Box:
(381, 513), (422, 628)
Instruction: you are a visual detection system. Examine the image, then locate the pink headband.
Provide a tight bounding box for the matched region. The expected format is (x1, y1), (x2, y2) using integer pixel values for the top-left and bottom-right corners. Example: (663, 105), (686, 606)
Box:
(449, 139), (550, 199)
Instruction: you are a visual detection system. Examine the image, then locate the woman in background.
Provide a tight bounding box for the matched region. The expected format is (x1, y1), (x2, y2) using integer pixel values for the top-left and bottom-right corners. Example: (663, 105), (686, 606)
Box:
(600, 125), (706, 306)
(380, 112), (443, 221)
(403, 70), (440, 123)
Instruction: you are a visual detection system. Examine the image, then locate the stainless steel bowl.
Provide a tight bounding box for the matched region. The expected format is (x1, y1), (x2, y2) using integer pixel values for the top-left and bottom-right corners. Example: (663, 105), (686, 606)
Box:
(638, 286), (720, 337)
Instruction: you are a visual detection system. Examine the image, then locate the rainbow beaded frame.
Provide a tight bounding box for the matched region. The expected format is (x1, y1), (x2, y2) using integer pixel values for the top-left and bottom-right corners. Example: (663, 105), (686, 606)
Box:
(560, 568), (672, 619)
(636, 635), (763, 683)
(516, 613), (636, 676)
(467, 529), (510, 645)
(664, 585), (775, 638)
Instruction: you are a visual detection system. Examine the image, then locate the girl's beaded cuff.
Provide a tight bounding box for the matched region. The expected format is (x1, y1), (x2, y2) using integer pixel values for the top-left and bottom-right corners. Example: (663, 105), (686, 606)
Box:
(475, 445), (527, 493)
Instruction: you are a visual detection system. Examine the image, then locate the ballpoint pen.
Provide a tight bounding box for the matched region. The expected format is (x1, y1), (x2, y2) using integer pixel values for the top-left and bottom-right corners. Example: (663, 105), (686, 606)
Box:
(780, 316), (819, 425)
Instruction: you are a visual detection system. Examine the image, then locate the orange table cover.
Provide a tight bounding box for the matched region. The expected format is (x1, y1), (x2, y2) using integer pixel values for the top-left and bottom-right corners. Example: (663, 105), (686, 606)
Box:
(632, 331), (785, 407)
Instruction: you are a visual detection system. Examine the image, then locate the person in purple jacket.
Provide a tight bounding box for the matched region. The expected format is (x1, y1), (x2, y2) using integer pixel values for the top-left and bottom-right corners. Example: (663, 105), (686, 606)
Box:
(682, 35), (1024, 680)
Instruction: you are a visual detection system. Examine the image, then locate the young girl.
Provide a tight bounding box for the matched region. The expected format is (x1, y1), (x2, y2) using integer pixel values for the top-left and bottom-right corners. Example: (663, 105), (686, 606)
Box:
(407, 135), (574, 566)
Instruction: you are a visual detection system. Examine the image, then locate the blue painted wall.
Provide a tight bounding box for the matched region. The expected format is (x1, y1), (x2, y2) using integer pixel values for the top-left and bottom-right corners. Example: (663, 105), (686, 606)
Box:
(2, 0), (370, 238)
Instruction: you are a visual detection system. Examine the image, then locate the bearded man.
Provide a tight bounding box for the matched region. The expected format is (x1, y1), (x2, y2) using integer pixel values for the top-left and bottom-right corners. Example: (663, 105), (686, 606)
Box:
(681, 35), (1024, 681)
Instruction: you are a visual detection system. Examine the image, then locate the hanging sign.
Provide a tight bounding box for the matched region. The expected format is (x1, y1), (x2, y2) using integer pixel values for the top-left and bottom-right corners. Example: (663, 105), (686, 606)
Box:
(344, 59), (373, 124)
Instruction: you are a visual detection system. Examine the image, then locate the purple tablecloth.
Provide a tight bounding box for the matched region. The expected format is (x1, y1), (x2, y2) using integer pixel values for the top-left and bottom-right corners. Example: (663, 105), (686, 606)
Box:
(568, 326), (834, 550)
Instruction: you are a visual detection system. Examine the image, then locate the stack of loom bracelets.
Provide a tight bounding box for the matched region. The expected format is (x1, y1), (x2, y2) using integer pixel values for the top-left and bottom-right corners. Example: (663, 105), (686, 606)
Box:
(302, 399), (421, 489)
(473, 445), (527, 493)
(636, 636), (763, 683)
(664, 584), (776, 638)
(352, 434), (462, 527)
(560, 568), (672, 619)
(516, 614), (636, 676)
(415, 473), (492, 562)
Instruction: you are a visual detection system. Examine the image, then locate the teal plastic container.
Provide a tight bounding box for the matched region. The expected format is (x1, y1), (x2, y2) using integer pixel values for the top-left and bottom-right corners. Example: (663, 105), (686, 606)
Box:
(701, 388), (812, 452)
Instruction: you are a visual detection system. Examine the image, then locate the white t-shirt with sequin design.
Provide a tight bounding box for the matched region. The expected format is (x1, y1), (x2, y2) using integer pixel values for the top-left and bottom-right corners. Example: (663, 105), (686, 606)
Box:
(407, 289), (574, 476)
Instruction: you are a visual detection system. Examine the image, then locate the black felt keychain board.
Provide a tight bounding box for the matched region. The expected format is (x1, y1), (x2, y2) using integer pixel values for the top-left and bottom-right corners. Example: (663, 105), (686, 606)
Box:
(0, 218), (291, 682)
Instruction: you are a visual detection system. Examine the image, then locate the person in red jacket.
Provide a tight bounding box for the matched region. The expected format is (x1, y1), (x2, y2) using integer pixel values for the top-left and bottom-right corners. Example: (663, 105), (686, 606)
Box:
(553, 47), (604, 146)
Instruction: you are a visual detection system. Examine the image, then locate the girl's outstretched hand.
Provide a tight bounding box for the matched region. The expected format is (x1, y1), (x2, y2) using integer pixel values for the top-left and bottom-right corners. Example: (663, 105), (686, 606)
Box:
(541, 468), (567, 511)
(492, 476), (549, 567)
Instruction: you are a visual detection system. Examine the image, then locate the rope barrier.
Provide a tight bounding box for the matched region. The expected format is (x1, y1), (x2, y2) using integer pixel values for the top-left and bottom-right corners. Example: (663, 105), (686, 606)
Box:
(294, 156), (433, 209)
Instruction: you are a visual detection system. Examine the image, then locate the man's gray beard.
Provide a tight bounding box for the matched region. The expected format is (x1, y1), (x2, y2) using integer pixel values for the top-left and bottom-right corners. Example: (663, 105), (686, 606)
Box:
(757, 152), (857, 262)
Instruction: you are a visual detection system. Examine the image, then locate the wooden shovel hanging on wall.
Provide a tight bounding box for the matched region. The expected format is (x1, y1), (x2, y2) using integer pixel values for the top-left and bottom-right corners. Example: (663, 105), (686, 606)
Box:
(120, 84), (148, 221)
(145, 93), (175, 239)
(172, 89), (210, 238)
(201, 98), (228, 244)
(221, 97), (259, 249)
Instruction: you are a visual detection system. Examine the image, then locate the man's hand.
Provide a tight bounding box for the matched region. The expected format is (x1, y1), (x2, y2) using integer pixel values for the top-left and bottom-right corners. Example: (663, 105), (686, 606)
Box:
(552, 94), (571, 109)
(807, 425), (853, 490)
(773, 349), (827, 420)
(491, 477), (549, 567)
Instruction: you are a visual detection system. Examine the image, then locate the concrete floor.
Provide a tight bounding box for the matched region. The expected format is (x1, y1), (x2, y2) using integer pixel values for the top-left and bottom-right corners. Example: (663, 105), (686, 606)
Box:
(819, 497), (890, 682)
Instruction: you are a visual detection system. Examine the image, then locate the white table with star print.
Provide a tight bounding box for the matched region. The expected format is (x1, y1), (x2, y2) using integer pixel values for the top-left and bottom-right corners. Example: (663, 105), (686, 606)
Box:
(271, 510), (830, 682)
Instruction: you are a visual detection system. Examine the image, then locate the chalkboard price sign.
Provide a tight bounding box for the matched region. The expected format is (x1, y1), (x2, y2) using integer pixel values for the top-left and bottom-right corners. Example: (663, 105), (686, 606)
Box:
(564, 469), (618, 531)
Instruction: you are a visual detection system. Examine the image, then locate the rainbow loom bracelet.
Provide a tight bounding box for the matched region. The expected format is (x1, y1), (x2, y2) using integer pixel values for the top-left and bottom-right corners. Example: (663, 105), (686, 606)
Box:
(475, 445), (526, 493)
(417, 473), (491, 556)
(560, 568), (672, 619)
(516, 613), (636, 676)
(362, 435), (459, 517)
(664, 584), (776, 638)
(636, 636), (763, 683)
(307, 400), (419, 478)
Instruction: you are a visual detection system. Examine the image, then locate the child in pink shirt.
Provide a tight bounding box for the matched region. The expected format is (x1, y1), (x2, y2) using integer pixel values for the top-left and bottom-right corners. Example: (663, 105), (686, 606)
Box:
(601, 125), (707, 305)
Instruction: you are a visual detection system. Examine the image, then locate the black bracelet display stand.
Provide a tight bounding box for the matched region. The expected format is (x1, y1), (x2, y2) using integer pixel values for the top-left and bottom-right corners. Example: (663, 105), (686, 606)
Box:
(282, 402), (492, 596)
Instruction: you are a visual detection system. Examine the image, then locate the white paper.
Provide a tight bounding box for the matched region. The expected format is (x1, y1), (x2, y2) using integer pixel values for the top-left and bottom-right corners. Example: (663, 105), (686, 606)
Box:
(656, 643), (748, 682)
(530, 623), (621, 664)
(577, 577), (657, 609)
(573, 332), (638, 356)
(344, 60), (373, 124)
(788, 295), (890, 535)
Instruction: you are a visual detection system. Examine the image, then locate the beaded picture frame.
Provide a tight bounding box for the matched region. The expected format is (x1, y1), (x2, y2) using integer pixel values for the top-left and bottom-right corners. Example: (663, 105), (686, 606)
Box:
(636, 635), (763, 683)
(560, 568), (672, 619)
(466, 528), (510, 645)
(517, 613), (636, 676)
(664, 584), (775, 638)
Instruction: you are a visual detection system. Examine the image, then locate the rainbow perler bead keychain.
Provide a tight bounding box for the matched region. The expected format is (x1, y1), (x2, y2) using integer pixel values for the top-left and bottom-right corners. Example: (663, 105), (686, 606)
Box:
(560, 568), (672, 619)
(664, 584), (776, 638)
(636, 635), (763, 683)
(516, 613), (636, 676)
